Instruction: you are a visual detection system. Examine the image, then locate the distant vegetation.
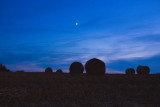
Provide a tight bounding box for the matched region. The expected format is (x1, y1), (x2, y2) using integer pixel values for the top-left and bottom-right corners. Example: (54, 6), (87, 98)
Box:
(0, 64), (10, 72)
(15, 70), (24, 73)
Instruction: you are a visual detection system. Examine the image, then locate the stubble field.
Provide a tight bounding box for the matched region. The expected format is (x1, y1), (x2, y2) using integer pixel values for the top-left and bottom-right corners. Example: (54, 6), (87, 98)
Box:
(0, 72), (160, 107)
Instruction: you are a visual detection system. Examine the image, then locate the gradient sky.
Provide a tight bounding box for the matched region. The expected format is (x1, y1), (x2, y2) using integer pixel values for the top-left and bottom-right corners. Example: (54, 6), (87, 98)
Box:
(0, 0), (160, 73)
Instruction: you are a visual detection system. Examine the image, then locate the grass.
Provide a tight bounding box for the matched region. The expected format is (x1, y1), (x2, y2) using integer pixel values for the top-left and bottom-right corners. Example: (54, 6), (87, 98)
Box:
(0, 72), (160, 107)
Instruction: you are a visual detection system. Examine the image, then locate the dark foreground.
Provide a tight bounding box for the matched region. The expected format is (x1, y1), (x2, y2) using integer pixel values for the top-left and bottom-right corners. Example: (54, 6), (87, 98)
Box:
(0, 73), (160, 107)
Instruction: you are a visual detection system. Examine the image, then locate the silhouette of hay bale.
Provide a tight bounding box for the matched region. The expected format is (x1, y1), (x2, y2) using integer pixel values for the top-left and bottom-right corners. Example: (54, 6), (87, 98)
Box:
(125, 68), (135, 75)
(136, 65), (150, 74)
(56, 69), (63, 73)
(45, 67), (53, 72)
(85, 58), (105, 75)
(69, 62), (84, 74)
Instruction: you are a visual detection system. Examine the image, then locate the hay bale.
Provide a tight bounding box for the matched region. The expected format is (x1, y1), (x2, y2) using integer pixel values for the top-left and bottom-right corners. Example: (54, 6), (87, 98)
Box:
(56, 69), (63, 73)
(125, 68), (135, 75)
(69, 62), (84, 74)
(85, 58), (105, 75)
(45, 67), (53, 72)
(136, 65), (150, 74)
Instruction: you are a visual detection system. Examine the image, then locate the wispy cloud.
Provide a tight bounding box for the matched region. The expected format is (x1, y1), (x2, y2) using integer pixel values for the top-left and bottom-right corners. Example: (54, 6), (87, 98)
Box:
(1, 30), (160, 73)
(106, 68), (124, 74)
(7, 62), (44, 72)
(60, 33), (160, 62)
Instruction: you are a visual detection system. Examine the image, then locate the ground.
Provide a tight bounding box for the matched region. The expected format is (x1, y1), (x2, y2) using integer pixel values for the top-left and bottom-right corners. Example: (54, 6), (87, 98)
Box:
(0, 72), (160, 107)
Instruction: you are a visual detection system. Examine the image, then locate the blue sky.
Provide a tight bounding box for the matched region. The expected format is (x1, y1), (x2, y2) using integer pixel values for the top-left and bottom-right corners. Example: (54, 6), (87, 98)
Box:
(0, 0), (160, 73)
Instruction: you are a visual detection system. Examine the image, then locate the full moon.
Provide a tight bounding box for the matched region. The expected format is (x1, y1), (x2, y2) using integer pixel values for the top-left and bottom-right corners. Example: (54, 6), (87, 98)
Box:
(76, 22), (78, 26)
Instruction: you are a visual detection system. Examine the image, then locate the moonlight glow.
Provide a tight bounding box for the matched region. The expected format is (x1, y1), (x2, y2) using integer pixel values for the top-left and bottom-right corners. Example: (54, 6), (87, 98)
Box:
(76, 22), (78, 26)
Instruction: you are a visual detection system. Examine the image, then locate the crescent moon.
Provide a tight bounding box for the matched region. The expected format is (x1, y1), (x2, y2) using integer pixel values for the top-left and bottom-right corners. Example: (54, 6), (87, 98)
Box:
(76, 22), (78, 26)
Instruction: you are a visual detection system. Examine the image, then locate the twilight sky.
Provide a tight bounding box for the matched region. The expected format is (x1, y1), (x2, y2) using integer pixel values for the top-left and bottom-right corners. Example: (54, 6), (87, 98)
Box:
(0, 0), (160, 73)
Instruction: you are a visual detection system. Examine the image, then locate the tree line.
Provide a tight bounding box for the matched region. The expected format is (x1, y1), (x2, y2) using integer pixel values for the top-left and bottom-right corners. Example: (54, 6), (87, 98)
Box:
(0, 64), (10, 72)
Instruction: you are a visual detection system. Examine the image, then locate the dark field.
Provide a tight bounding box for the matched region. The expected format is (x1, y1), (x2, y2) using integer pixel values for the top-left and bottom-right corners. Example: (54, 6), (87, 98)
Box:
(0, 73), (160, 107)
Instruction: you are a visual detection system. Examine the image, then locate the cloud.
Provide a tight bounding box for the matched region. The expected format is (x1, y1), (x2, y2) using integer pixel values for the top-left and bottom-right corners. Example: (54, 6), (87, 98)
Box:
(59, 31), (160, 64)
(106, 68), (124, 74)
(7, 62), (44, 72)
(1, 25), (160, 73)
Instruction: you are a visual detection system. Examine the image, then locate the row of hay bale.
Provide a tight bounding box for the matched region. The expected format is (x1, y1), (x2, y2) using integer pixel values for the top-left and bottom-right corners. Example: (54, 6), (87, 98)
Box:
(1, 58), (150, 75)
(70, 58), (105, 75)
(45, 58), (105, 75)
(126, 65), (150, 75)
(45, 68), (63, 73)
(45, 58), (150, 75)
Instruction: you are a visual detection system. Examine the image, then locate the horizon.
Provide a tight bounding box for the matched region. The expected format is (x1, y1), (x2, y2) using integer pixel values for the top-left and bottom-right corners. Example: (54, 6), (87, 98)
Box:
(0, 0), (160, 73)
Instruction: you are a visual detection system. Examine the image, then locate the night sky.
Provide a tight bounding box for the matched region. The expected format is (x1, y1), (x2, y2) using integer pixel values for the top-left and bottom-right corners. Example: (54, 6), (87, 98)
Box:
(1, 0), (160, 73)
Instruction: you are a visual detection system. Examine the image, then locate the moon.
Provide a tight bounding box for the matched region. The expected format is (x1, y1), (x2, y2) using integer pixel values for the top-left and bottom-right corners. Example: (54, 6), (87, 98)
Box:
(76, 22), (78, 26)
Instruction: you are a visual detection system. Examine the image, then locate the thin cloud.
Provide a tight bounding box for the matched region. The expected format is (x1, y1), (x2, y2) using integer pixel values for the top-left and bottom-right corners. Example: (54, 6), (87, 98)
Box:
(7, 63), (44, 72)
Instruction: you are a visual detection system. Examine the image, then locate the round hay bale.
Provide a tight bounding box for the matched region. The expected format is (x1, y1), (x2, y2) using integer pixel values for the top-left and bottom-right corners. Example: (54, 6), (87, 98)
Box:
(85, 58), (105, 75)
(69, 62), (84, 74)
(136, 65), (150, 74)
(125, 68), (135, 75)
(56, 69), (63, 73)
(45, 67), (53, 72)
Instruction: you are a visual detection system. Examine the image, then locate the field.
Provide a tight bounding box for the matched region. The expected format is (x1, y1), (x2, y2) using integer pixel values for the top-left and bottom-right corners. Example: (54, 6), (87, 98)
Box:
(0, 72), (160, 107)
